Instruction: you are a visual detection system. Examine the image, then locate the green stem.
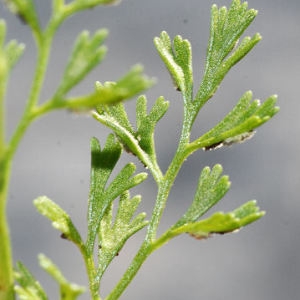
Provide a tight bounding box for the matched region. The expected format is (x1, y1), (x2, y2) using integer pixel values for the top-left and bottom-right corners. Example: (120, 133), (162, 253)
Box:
(105, 241), (152, 300)
(6, 32), (52, 161)
(0, 51), (10, 299)
(146, 150), (187, 241)
(146, 102), (194, 240)
(0, 67), (10, 292)
(0, 27), (55, 300)
(104, 159), (186, 300)
(85, 255), (102, 300)
(0, 159), (14, 300)
(106, 105), (194, 299)
(78, 243), (101, 300)
(0, 72), (7, 152)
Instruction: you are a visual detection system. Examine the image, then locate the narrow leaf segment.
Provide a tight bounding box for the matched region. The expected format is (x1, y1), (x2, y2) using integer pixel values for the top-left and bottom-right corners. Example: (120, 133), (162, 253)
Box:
(38, 254), (85, 299)
(34, 196), (83, 246)
(195, 0), (261, 108)
(93, 95), (168, 182)
(10, 0), (280, 299)
(154, 32), (193, 99)
(97, 191), (148, 279)
(14, 255), (85, 300)
(54, 29), (108, 100)
(86, 136), (148, 255)
(172, 200), (264, 240)
(174, 164), (231, 228)
(14, 262), (47, 300)
(94, 1), (278, 298)
(190, 92), (279, 151)
(32, 135), (148, 298)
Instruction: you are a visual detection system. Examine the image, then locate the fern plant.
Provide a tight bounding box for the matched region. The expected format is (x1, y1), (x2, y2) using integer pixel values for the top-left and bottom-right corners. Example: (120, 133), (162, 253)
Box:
(0, 0), (278, 299)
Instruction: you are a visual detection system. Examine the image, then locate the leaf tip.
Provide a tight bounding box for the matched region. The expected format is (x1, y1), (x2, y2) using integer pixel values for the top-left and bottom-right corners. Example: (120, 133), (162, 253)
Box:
(213, 163), (223, 172)
(33, 195), (47, 207)
(138, 172), (148, 182)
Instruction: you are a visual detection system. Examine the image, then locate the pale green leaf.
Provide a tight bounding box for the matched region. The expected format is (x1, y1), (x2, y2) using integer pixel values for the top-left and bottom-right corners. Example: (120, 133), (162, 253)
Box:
(4, 39), (25, 70)
(54, 29), (108, 99)
(33, 196), (82, 246)
(38, 254), (85, 299)
(93, 95), (166, 177)
(172, 200), (264, 240)
(87, 135), (122, 254)
(14, 261), (47, 300)
(136, 95), (169, 158)
(104, 163), (147, 201)
(0, 20), (25, 77)
(63, 65), (154, 109)
(154, 31), (193, 98)
(4, 0), (40, 32)
(195, 0), (260, 107)
(94, 65), (154, 105)
(174, 164), (230, 228)
(86, 137), (147, 255)
(190, 92), (279, 151)
(97, 102), (134, 135)
(97, 191), (148, 279)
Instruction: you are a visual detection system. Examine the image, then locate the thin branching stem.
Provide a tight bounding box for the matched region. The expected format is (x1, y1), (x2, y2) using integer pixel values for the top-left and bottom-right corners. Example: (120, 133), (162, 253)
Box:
(0, 72), (7, 152)
(105, 241), (152, 300)
(0, 18), (57, 300)
(2, 1), (277, 299)
(105, 102), (194, 299)
(0, 159), (14, 299)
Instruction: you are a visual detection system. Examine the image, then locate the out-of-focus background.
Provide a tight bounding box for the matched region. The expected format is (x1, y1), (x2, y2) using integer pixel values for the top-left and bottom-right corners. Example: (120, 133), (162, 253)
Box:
(1, 0), (299, 299)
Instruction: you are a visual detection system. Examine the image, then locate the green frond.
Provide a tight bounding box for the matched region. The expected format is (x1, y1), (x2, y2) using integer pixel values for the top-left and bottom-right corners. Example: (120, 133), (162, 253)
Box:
(54, 29), (108, 100)
(63, 65), (153, 110)
(154, 31), (193, 100)
(86, 137), (147, 255)
(93, 95), (167, 179)
(171, 200), (264, 240)
(3, 0), (40, 33)
(38, 254), (85, 299)
(195, 0), (260, 108)
(33, 196), (82, 246)
(97, 191), (148, 279)
(136, 95), (169, 158)
(190, 92), (279, 151)
(0, 20), (25, 78)
(14, 262), (47, 300)
(174, 164), (231, 228)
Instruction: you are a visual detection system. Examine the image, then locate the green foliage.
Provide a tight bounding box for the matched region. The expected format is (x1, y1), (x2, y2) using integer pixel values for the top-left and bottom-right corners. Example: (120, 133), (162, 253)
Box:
(0, 21), (25, 77)
(191, 91), (279, 151)
(14, 255), (85, 300)
(174, 164), (231, 227)
(93, 95), (169, 178)
(0, 0), (279, 299)
(4, 0), (40, 32)
(171, 200), (264, 240)
(86, 136), (147, 255)
(0, 0), (151, 299)
(31, 136), (148, 298)
(195, 0), (261, 109)
(154, 32), (193, 97)
(92, 1), (278, 298)
(54, 29), (108, 100)
(34, 197), (83, 246)
(38, 254), (85, 300)
(14, 262), (47, 300)
(97, 191), (148, 278)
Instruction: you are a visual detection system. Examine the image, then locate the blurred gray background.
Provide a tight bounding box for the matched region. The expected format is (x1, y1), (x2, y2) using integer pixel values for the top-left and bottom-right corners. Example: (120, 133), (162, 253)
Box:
(1, 0), (299, 299)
